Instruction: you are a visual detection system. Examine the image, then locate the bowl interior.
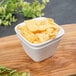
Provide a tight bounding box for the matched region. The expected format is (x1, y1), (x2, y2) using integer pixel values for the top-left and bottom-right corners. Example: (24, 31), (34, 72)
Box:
(15, 17), (64, 47)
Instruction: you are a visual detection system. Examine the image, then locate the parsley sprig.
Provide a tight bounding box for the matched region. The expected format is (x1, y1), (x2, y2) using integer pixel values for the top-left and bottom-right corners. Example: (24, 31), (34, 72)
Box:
(0, 0), (50, 26)
(19, 0), (50, 18)
(0, 66), (30, 76)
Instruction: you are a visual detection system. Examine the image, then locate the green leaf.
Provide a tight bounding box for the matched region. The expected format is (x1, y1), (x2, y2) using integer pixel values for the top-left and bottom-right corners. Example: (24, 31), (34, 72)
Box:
(0, 66), (6, 69)
(6, 68), (12, 72)
(42, 0), (50, 4)
(0, 19), (2, 25)
(0, 0), (50, 26)
(0, 66), (30, 76)
(10, 70), (17, 75)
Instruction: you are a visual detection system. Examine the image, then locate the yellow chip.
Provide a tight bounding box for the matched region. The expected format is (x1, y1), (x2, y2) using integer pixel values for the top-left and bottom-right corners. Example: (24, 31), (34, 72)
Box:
(46, 28), (54, 34)
(36, 19), (48, 25)
(38, 23), (52, 31)
(47, 18), (54, 23)
(21, 31), (35, 43)
(18, 18), (59, 44)
(49, 34), (56, 39)
(24, 20), (38, 32)
(36, 33), (49, 42)
(33, 40), (41, 44)
(18, 25), (36, 43)
(17, 25), (24, 31)
(26, 24), (38, 32)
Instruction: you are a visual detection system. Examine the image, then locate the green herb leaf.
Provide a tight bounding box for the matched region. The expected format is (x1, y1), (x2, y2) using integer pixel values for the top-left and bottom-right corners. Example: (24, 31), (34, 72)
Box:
(0, 66), (30, 76)
(0, 0), (50, 26)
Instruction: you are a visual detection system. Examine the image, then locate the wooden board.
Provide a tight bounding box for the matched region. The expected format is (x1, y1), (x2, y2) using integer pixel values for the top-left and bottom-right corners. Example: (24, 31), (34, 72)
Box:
(0, 24), (76, 76)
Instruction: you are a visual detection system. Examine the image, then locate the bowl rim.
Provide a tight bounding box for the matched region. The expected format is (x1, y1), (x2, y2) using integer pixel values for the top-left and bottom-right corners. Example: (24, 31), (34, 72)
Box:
(14, 17), (64, 47)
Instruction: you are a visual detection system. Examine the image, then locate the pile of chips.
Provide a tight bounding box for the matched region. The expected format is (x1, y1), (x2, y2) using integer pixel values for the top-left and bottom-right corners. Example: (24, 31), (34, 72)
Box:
(17, 18), (59, 44)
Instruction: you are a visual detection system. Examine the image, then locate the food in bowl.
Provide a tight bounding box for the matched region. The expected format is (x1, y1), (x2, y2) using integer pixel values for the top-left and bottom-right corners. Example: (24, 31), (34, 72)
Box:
(15, 17), (64, 62)
(17, 18), (59, 44)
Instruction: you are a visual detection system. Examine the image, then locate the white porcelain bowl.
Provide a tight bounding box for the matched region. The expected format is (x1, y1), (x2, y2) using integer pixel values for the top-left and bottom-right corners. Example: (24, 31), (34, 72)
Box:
(15, 17), (64, 62)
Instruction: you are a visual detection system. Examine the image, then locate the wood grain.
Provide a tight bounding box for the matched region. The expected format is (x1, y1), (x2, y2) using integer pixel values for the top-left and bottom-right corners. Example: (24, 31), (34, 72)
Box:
(0, 24), (76, 76)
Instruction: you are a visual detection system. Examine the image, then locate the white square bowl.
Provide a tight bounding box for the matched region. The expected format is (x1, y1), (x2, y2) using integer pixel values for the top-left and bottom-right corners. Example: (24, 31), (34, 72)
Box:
(15, 17), (64, 62)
